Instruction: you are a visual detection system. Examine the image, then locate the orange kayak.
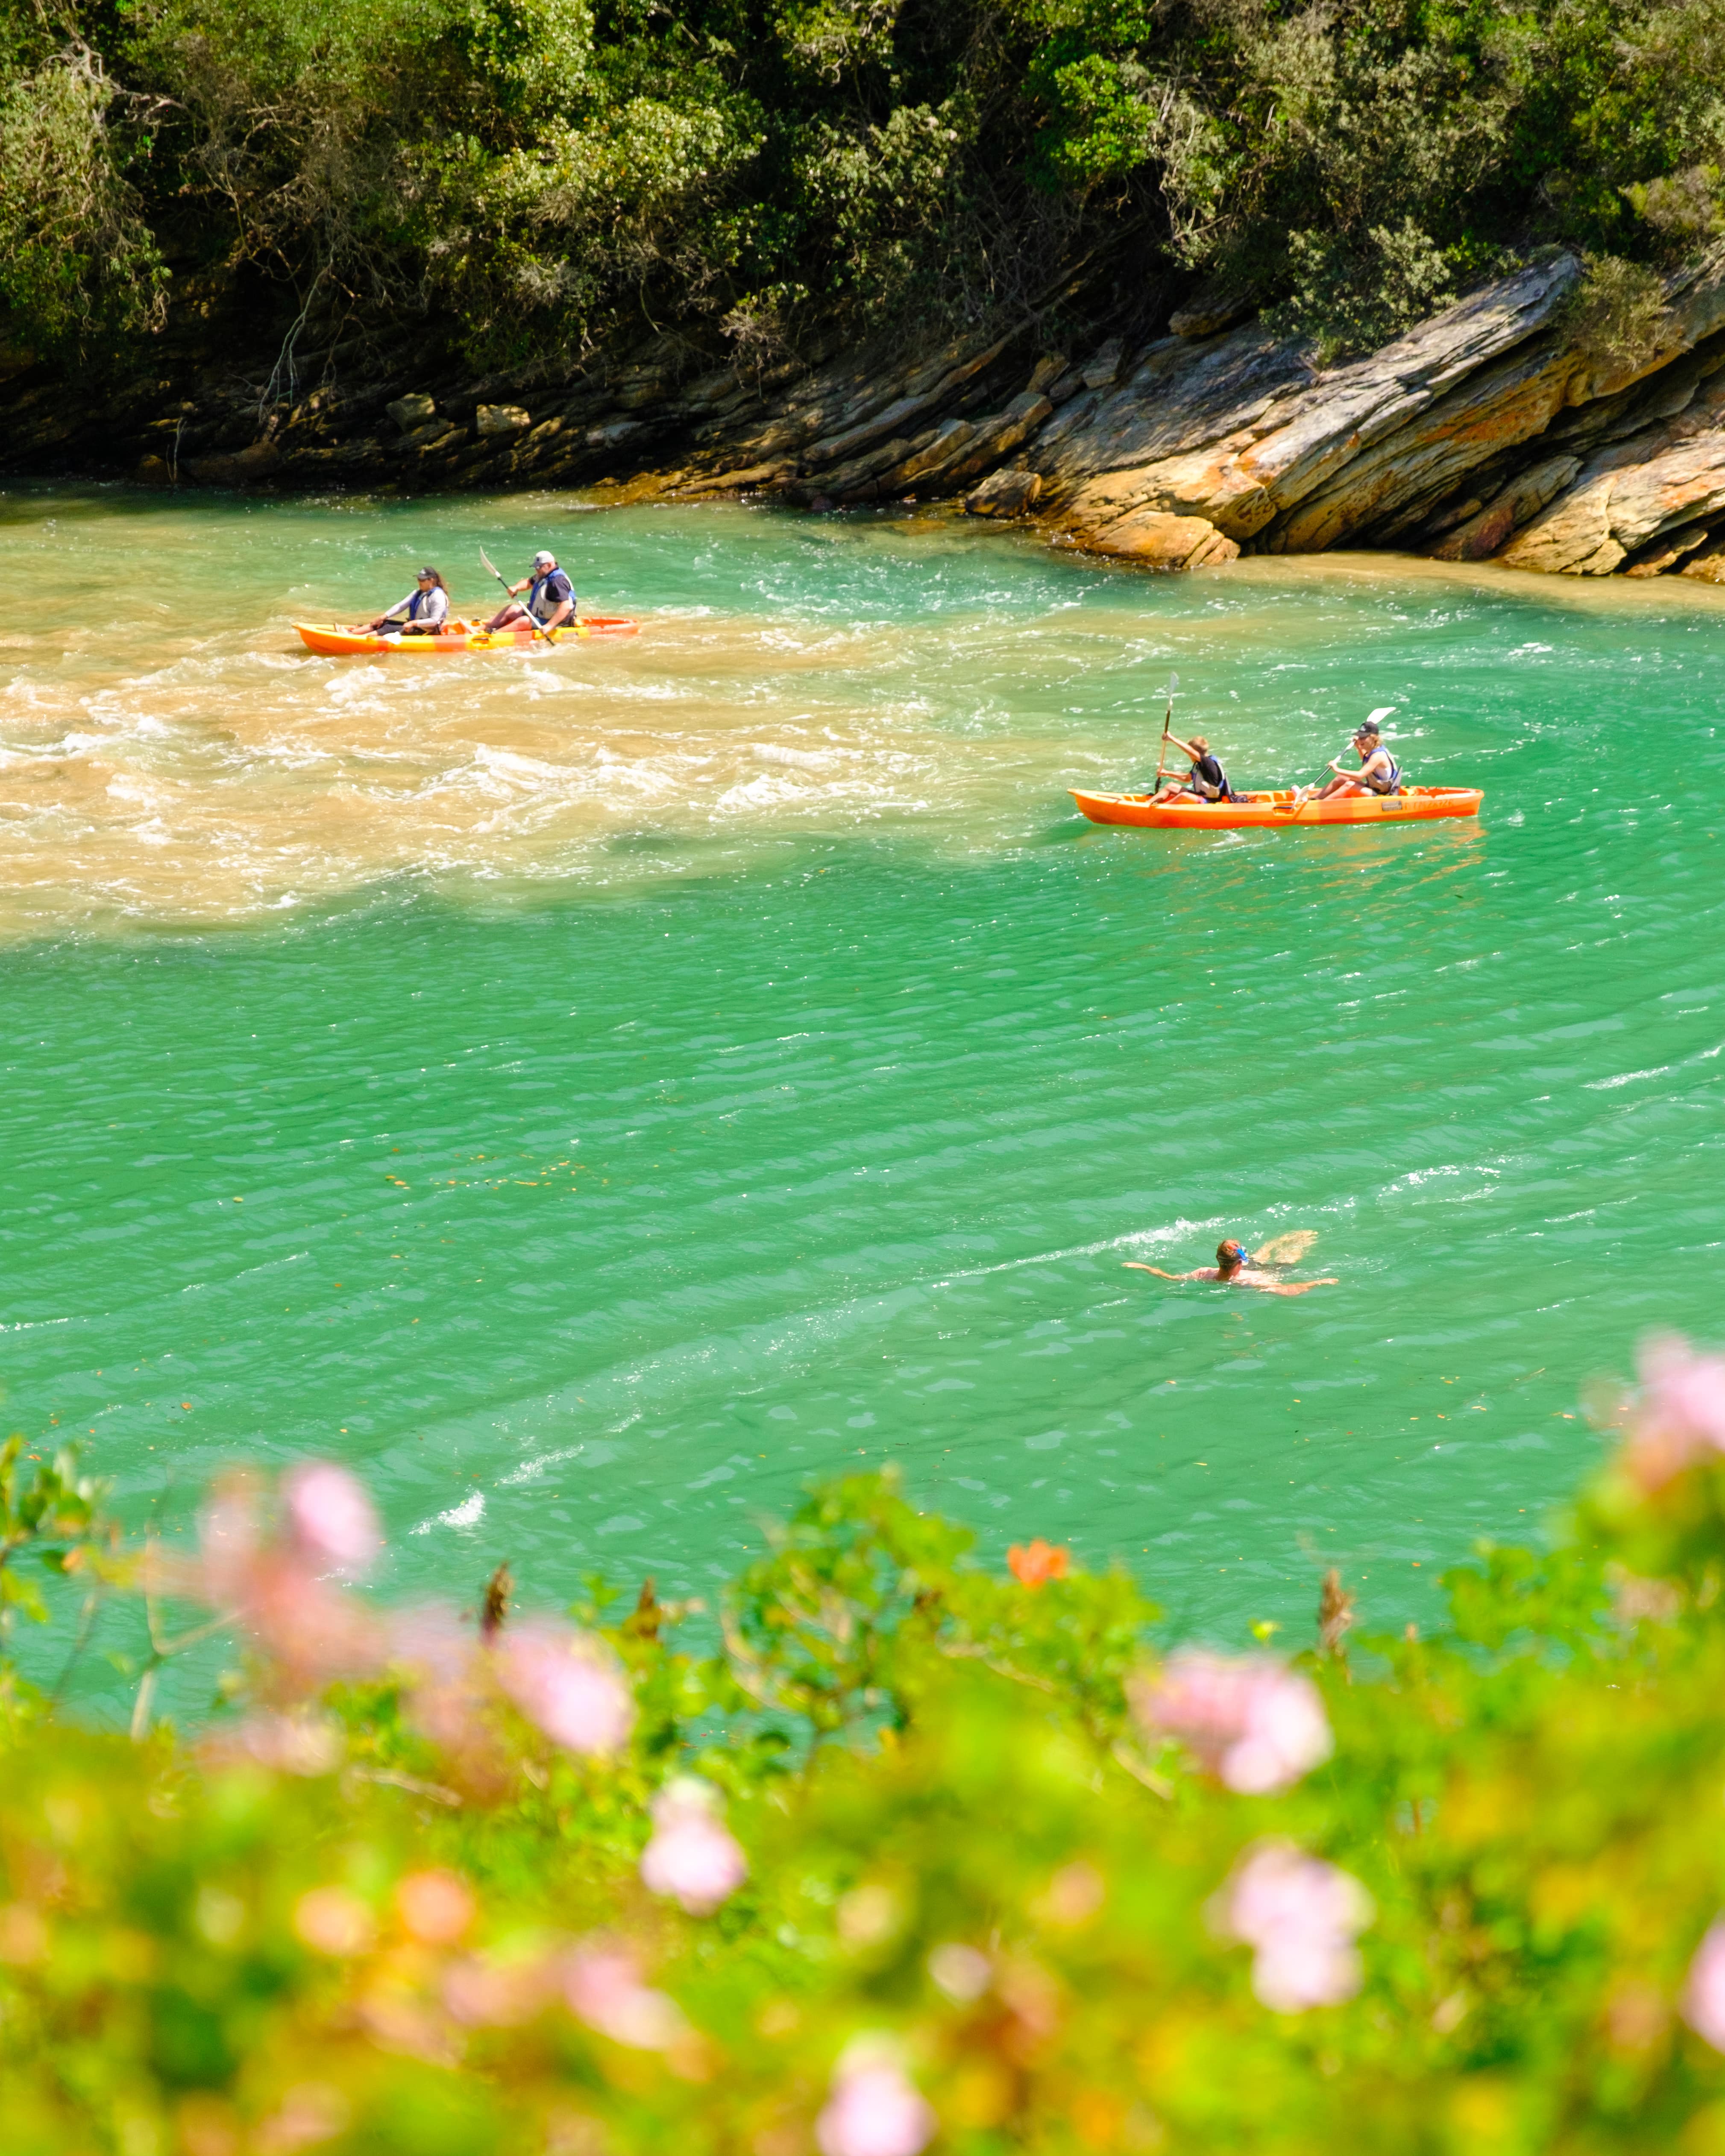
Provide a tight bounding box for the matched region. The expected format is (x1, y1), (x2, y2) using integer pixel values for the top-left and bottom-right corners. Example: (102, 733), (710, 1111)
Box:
(293, 617), (639, 656)
(1071, 785), (1482, 829)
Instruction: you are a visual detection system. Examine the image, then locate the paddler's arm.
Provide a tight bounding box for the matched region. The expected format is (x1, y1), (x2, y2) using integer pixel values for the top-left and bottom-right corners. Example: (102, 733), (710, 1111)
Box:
(1164, 732), (1202, 762)
(362, 593), (417, 630)
(540, 595), (575, 630)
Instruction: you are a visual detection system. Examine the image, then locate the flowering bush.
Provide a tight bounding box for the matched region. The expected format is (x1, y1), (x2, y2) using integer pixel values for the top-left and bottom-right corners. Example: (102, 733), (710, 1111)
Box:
(8, 1340), (1725, 2150)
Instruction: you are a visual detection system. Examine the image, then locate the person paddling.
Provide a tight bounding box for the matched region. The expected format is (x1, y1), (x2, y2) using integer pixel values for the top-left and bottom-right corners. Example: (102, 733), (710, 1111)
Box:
(1124, 1238), (1338, 1297)
(485, 550), (577, 635)
(1156, 732), (1235, 803)
(360, 567), (450, 636)
(1300, 711), (1401, 803)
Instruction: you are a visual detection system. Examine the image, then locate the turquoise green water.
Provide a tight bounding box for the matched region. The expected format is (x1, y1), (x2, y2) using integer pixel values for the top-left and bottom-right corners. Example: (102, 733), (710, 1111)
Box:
(3, 485), (1723, 1718)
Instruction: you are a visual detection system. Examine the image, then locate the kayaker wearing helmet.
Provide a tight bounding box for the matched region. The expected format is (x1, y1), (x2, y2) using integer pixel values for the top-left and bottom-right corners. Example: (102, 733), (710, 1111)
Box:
(1300, 709), (1402, 802)
(1124, 1238), (1338, 1297)
(359, 566), (450, 636)
(485, 550), (577, 634)
(1157, 731), (1235, 803)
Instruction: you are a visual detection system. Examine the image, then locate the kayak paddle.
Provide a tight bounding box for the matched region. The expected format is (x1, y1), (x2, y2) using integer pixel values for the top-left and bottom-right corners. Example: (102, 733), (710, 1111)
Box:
(1151, 671), (1179, 793)
(478, 545), (554, 643)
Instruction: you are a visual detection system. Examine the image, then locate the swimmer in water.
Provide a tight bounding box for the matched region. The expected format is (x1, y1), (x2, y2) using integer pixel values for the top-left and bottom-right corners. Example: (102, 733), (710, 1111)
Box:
(1125, 1237), (1338, 1298)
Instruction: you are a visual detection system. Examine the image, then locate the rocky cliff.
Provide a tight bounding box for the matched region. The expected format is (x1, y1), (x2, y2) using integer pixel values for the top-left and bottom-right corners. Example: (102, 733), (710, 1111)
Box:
(12, 249), (1725, 584)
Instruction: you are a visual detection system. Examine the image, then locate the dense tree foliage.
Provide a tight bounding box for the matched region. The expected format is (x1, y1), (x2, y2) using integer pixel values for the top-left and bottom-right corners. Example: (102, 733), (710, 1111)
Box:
(6, 1340), (1725, 2148)
(3, 0), (1725, 370)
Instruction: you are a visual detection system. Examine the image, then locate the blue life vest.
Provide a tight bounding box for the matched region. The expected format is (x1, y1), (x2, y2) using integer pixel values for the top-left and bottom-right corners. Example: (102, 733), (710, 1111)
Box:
(528, 568), (575, 622)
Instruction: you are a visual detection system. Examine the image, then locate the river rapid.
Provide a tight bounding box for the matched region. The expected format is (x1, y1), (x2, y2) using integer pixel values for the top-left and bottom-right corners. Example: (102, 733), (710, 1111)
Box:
(3, 483), (1722, 1717)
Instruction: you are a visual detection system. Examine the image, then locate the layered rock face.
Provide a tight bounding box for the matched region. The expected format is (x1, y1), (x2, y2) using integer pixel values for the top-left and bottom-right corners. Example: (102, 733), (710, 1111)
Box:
(15, 248), (1725, 583)
(948, 251), (1725, 581)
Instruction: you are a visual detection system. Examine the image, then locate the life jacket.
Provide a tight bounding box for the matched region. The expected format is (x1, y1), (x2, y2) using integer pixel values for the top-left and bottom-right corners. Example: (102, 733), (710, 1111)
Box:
(1362, 750), (1401, 794)
(528, 568), (574, 622)
(1190, 753), (1232, 801)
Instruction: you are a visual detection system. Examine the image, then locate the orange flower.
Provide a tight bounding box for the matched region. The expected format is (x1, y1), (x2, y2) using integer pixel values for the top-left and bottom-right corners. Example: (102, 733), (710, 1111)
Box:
(1007, 1539), (1070, 1589)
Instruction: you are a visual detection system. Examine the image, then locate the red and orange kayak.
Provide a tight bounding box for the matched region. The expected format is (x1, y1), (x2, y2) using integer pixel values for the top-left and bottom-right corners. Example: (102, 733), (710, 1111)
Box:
(1071, 785), (1482, 829)
(293, 618), (639, 656)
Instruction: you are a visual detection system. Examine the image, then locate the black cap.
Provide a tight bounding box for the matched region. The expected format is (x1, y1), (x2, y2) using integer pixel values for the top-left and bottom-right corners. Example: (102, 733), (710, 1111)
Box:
(417, 565), (437, 577)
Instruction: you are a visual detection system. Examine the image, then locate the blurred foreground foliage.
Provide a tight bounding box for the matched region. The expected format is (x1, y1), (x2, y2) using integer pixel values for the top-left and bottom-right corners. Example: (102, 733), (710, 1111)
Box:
(4, 0), (1725, 368)
(9, 1337), (1725, 2151)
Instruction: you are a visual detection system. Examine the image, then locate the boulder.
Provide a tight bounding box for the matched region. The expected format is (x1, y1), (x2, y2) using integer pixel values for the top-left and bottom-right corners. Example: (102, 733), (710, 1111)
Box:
(1169, 282), (1258, 339)
(476, 403), (530, 436)
(386, 393), (437, 431)
(1495, 475), (1622, 574)
(964, 469), (1042, 517)
(1499, 422), (1725, 574)
(1080, 508), (1239, 570)
(880, 419), (976, 489)
(942, 393), (1053, 483)
(676, 461), (795, 496)
(1622, 518), (1714, 574)
(1428, 456), (1581, 560)
(1081, 337), (1125, 389)
(182, 438), (281, 486)
(823, 433), (930, 497)
(1681, 534), (1725, 581)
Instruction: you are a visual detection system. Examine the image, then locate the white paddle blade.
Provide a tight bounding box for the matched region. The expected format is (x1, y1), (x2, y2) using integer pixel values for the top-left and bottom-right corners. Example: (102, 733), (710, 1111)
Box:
(1366, 705), (1395, 727)
(1252, 1229), (1318, 1267)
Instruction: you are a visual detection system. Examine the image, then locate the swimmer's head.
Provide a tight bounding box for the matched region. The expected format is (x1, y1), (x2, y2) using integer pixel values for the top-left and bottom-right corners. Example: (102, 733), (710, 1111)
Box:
(1217, 1238), (1249, 1270)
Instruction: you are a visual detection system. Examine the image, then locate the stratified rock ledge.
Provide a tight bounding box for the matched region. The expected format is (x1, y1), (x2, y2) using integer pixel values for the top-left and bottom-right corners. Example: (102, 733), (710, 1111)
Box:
(13, 246), (1725, 583)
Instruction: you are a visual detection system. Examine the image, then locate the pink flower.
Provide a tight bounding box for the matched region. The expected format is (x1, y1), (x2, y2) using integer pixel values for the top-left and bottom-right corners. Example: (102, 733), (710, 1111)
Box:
(235, 1710), (345, 1776)
(496, 1621), (635, 1757)
(194, 1468), (384, 1693)
(285, 1462), (381, 1576)
(1684, 1918), (1725, 2050)
(389, 1603), (491, 1753)
(1131, 1651), (1332, 1793)
(197, 1475), (264, 1605)
(248, 1570), (384, 1690)
(1623, 1335), (1725, 1490)
(563, 1944), (686, 2049)
(397, 1869), (476, 1946)
(640, 1780), (748, 1915)
(816, 2048), (936, 2156)
(443, 1949), (557, 2028)
(293, 1886), (376, 1958)
(1219, 1841), (1373, 2012)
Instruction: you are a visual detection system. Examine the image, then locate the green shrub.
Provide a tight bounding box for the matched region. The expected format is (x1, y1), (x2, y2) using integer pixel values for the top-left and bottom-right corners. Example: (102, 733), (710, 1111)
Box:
(1560, 251), (1671, 372)
(7, 1339), (1725, 2148)
(3, 0), (1722, 375)
(0, 29), (164, 354)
